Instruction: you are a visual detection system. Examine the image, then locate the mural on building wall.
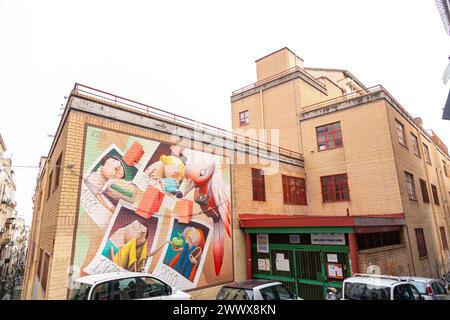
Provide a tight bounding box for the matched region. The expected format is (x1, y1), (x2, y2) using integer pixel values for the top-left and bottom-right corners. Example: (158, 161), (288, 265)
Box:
(72, 126), (232, 290)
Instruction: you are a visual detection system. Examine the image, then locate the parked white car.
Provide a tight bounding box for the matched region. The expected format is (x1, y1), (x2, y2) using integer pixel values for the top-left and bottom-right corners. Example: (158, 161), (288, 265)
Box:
(342, 274), (424, 300)
(400, 276), (450, 300)
(216, 279), (302, 300)
(69, 272), (191, 300)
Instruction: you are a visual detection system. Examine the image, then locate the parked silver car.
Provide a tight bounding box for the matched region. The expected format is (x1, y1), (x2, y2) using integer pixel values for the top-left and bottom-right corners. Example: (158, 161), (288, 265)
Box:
(216, 279), (302, 300)
(401, 277), (450, 300)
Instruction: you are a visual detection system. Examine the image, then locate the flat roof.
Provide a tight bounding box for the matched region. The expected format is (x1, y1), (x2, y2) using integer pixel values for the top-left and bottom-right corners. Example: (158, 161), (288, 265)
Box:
(255, 47), (304, 63)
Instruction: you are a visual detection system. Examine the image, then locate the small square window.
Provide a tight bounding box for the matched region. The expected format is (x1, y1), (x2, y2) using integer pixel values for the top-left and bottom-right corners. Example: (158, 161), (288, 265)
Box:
(239, 110), (249, 126)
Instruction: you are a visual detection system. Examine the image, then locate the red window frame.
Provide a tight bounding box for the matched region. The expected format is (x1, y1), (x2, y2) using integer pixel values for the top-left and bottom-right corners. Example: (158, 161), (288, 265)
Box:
(239, 110), (249, 126)
(423, 143), (431, 164)
(411, 133), (420, 157)
(47, 171), (53, 199)
(41, 252), (50, 293)
(415, 228), (428, 258)
(316, 122), (343, 151)
(252, 168), (266, 201)
(320, 174), (350, 202)
(419, 179), (430, 203)
(431, 184), (440, 205)
(282, 175), (307, 205)
(440, 227), (449, 250)
(443, 160), (448, 177)
(395, 119), (407, 147)
(404, 171), (417, 201)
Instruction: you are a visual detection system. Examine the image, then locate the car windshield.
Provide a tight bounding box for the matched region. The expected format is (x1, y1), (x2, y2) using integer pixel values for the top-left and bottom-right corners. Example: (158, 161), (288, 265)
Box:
(69, 282), (92, 300)
(344, 282), (390, 300)
(408, 281), (427, 295)
(217, 287), (253, 300)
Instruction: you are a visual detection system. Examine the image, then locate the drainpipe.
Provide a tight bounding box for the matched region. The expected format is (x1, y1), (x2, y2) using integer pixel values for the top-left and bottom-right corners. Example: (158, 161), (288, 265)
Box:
(348, 233), (360, 274)
(259, 90), (266, 141)
(246, 233), (252, 280)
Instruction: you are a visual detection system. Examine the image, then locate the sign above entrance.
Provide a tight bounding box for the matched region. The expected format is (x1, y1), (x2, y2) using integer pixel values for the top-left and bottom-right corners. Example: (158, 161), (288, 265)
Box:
(256, 234), (269, 253)
(311, 233), (346, 246)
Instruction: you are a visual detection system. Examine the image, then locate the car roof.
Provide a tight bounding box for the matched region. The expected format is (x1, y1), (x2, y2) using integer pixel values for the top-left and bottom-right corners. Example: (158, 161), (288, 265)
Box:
(221, 279), (281, 289)
(401, 276), (437, 283)
(74, 272), (153, 285)
(344, 275), (406, 287)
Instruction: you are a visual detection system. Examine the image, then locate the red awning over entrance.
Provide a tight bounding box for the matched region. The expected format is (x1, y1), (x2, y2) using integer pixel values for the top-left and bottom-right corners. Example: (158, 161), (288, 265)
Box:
(238, 213), (405, 230)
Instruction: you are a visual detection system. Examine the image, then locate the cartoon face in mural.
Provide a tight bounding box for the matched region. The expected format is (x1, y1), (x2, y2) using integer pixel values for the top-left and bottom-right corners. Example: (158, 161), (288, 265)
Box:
(73, 126), (232, 291)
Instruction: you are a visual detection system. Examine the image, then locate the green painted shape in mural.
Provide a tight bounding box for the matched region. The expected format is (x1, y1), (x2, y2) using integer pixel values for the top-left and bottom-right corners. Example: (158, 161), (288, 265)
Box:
(73, 232), (90, 269)
(83, 127), (104, 174)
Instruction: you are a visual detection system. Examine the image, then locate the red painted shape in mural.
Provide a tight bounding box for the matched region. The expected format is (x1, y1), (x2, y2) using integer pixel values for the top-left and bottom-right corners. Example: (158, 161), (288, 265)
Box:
(136, 185), (164, 219)
(175, 199), (193, 224)
(123, 141), (145, 166)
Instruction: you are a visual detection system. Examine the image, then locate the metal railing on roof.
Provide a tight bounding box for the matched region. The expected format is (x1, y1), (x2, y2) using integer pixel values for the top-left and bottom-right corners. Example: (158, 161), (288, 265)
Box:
(301, 85), (384, 113)
(71, 83), (303, 161)
(231, 66), (326, 96)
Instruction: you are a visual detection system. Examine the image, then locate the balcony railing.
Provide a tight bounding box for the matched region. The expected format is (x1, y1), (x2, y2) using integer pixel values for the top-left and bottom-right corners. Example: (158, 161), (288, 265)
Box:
(71, 83), (303, 161)
(301, 85), (385, 113)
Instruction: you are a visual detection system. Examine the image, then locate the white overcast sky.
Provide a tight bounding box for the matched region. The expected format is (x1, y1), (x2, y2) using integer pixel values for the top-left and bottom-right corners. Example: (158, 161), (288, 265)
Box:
(0, 0), (449, 225)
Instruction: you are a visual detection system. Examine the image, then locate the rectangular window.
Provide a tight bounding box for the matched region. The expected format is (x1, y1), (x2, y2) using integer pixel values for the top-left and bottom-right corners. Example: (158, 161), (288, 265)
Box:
(423, 144), (431, 164)
(415, 228), (428, 258)
(239, 110), (249, 126)
(41, 252), (50, 293)
(320, 174), (350, 202)
(37, 248), (44, 279)
(411, 133), (420, 157)
(316, 122), (343, 151)
(356, 231), (402, 250)
(282, 175), (307, 205)
(431, 184), (440, 205)
(54, 153), (63, 190)
(252, 168), (266, 201)
(396, 120), (407, 147)
(443, 160), (448, 177)
(405, 172), (417, 201)
(419, 179), (430, 203)
(47, 171), (53, 199)
(440, 227), (449, 250)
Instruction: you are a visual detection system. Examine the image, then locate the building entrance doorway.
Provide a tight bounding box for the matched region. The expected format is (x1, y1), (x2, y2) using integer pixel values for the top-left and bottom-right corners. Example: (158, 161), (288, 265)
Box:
(251, 242), (351, 300)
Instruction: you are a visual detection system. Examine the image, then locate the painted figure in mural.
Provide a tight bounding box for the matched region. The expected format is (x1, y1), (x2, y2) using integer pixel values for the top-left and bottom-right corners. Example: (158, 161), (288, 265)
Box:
(144, 154), (186, 198)
(102, 219), (149, 272)
(183, 160), (231, 276)
(84, 155), (138, 212)
(169, 227), (204, 281)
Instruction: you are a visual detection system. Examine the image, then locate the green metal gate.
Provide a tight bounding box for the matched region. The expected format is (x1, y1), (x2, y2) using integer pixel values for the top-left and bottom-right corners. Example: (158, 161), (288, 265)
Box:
(251, 243), (351, 300)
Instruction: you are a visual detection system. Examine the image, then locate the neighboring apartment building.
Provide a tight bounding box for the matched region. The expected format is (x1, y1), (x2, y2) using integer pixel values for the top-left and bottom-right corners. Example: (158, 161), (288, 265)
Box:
(0, 134), (18, 280)
(21, 84), (304, 300)
(231, 48), (450, 299)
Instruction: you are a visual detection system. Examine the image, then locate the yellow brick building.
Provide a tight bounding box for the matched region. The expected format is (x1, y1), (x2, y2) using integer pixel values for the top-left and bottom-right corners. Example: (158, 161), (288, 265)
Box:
(231, 48), (450, 299)
(22, 48), (450, 300)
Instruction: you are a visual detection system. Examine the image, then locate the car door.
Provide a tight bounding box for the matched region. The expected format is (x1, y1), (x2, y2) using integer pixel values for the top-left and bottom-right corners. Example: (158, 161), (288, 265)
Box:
(136, 276), (172, 300)
(409, 284), (423, 300)
(393, 284), (415, 300)
(272, 284), (296, 300)
(259, 286), (278, 300)
(109, 277), (139, 300)
(431, 281), (448, 300)
(90, 282), (111, 300)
